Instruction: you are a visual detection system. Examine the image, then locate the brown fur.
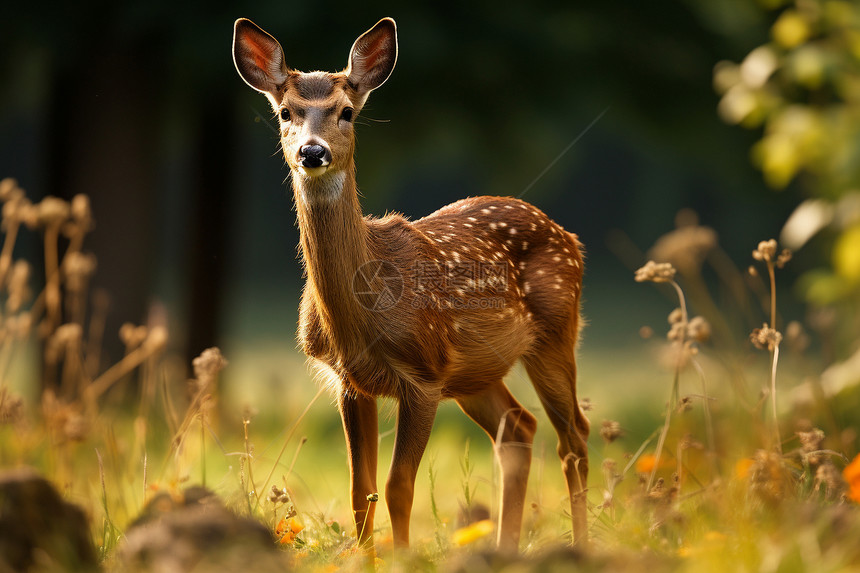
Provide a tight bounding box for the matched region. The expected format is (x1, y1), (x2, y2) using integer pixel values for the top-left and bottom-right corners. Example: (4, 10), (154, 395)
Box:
(233, 17), (590, 551)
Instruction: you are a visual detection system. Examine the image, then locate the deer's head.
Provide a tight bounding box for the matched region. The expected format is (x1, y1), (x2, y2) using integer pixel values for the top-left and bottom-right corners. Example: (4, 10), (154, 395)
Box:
(233, 18), (397, 183)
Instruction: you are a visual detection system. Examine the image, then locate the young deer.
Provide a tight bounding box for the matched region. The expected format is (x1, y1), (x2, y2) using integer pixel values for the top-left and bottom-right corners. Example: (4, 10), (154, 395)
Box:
(233, 17), (590, 551)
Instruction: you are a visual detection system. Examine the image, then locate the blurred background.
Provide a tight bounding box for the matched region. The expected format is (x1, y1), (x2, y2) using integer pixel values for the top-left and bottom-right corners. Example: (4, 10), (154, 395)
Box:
(3, 0), (858, 504)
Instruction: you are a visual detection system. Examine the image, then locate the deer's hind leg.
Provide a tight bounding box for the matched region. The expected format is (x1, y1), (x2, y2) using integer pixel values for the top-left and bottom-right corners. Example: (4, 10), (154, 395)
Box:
(456, 382), (537, 551)
(522, 338), (590, 546)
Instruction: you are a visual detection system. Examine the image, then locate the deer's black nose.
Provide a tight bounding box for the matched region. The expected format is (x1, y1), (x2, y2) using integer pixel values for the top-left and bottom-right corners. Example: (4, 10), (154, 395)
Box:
(299, 144), (330, 168)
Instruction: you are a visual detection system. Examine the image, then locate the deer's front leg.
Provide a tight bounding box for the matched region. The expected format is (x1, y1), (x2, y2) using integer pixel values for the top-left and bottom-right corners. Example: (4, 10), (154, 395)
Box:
(339, 387), (379, 548)
(386, 395), (439, 548)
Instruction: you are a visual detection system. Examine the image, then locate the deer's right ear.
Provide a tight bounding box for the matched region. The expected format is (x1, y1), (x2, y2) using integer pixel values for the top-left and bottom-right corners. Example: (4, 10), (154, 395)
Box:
(233, 19), (289, 103)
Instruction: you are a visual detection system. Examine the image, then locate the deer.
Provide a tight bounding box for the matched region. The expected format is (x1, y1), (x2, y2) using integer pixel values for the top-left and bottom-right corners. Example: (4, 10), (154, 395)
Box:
(232, 17), (590, 552)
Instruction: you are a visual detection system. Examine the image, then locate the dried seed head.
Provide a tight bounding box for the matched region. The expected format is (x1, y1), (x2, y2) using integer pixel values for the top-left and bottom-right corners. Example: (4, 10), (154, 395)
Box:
(634, 260), (677, 283)
(36, 197), (70, 227)
(62, 252), (97, 293)
(649, 223), (718, 275)
(676, 396), (694, 413)
(0, 178), (19, 201)
(70, 194), (93, 227)
(749, 449), (787, 506)
(268, 485), (291, 504)
(752, 239), (778, 262)
(193, 347), (228, 380)
(798, 427), (826, 466)
(120, 323), (149, 349)
(751, 323), (782, 351)
(45, 323), (83, 364)
(668, 308), (684, 325)
(600, 420), (623, 443)
(0, 388), (24, 425)
(815, 461), (846, 501)
(6, 260), (31, 313)
(143, 326), (168, 353)
(776, 249), (792, 269)
(193, 347), (227, 394)
(687, 316), (711, 344)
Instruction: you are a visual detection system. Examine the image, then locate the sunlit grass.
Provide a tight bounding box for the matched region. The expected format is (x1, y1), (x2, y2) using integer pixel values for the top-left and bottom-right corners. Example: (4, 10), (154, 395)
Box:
(1, 176), (859, 572)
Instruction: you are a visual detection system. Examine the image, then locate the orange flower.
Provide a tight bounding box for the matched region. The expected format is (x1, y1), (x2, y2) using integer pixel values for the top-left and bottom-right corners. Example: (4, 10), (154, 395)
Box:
(276, 517), (304, 544)
(636, 454), (658, 474)
(734, 458), (755, 480)
(844, 453), (860, 503)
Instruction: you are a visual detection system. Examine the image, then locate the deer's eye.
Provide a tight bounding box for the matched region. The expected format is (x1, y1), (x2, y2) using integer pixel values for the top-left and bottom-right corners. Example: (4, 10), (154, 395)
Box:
(280, 108), (291, 122)
(340, 107), (354, 122)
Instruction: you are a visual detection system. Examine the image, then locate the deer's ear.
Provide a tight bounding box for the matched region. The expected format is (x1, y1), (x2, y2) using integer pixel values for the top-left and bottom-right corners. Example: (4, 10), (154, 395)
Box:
(233, 19), (289, 102)
(346, 18), (397, 100)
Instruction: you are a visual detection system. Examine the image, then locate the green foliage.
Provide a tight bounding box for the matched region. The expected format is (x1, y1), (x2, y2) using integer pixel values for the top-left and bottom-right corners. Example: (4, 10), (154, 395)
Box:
(714, 0), (860, 320)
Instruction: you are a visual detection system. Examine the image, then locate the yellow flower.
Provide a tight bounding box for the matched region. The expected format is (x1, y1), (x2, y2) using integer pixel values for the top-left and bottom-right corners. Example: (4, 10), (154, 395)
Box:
(452, 519), (494, 546)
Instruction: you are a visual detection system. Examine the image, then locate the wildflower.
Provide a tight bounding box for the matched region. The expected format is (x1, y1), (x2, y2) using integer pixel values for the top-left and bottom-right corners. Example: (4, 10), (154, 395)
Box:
(451, 518), (494, 546)
(275, 517), (304, 544)
(750, 323), (782, 351)
(634, 260), (677, 283)
(636, 454), (658, 474)
(600, 420), (623, 443)
(844, 453), (860, 503)
(734, 458), (754, 480)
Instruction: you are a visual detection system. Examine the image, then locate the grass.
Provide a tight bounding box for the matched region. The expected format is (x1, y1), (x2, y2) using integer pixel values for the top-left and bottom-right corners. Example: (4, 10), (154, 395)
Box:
(1, 177), (859, 572)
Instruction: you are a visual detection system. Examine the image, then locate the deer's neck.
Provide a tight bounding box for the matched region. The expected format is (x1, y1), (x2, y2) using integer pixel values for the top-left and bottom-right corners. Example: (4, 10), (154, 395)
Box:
(294, 167), (371, 334)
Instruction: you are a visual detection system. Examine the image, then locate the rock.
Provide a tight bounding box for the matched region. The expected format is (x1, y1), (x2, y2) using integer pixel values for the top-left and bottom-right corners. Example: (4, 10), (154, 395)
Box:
(115, 486), (287, 572)
(0, 467), (97, 571)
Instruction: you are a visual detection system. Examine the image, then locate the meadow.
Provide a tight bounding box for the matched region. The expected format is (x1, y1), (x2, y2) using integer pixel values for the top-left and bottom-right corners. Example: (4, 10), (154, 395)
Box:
(3, 2), (860, 570)
(1, 174), (859, 573)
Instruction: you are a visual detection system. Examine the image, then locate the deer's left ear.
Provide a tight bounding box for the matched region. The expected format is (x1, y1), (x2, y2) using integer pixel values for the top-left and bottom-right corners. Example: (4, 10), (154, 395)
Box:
(346, 18), (397, 102)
